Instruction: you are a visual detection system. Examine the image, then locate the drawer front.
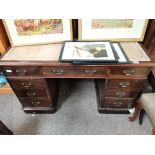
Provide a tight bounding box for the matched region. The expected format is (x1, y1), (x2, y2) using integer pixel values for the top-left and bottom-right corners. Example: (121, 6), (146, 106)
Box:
(42, 67), (108, 77)
(8, 79), (45, 89)
(105, 89), (139, 98)
(14, 88), (47, 98)
(20, 97), (51, 107)
(3, 67), (40, 76)
(110, 67), (149, 76)
(102, 97), (134, 108)
(107, 79), (144, 89)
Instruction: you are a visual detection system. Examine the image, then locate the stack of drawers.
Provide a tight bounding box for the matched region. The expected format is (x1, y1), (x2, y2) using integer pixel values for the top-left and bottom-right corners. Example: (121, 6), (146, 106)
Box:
(96, 67), (149, 114)
(2, 66), (59, 114)
(8, 78), (58, 114)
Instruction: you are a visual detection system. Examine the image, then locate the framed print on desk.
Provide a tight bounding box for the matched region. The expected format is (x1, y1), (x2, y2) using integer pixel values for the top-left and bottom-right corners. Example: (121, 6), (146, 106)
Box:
(78, 19), (148, 41)
(3, 19), (73, 46)
(59, 41), (117, 62)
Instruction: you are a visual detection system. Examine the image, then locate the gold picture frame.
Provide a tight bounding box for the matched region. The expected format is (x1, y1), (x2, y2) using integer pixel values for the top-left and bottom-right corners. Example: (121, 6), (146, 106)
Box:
(3, 19), (73, 46)
(78, 19), (148, 41)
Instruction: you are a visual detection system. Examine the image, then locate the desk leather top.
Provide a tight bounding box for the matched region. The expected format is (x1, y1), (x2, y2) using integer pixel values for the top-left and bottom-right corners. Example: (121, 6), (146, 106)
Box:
(1, 42), (151, 62)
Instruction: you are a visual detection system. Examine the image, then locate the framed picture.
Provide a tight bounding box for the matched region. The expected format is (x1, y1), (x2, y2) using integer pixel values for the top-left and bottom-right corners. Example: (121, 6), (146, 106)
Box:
(3, 19), (73, 46)
(112, 42), (130, 63)
(59, 41), (117, 62)
(78, 19), (148, 41)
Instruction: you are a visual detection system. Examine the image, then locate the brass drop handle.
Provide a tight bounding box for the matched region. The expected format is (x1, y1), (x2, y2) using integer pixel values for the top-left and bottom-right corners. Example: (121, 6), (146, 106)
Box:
(119, 82), (130, 88)
(53, 69), (64, 75)
(26, 92), (36, 97)
(85, 69), (96, 75)
(113, 101), (123, 107)
(22, 82), (32, 88)
(122, 69), (135, 75)
(115, 92), (126, 97)
(16, 68), (27, 75)
(31, 101), (40, 105)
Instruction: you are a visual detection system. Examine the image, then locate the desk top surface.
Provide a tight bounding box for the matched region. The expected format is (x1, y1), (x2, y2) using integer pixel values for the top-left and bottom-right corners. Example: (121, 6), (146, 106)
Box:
(1, 42), (151, 62)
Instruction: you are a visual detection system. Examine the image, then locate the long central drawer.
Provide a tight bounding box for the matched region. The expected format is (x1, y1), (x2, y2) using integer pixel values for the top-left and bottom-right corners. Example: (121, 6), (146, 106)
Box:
(42, 66), (108, 77)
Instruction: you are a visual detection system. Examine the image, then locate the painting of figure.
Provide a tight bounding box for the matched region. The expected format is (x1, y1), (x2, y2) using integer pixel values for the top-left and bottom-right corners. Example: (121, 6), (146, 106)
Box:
(91, 19), (133, 29)
(14, 19), (63, 36)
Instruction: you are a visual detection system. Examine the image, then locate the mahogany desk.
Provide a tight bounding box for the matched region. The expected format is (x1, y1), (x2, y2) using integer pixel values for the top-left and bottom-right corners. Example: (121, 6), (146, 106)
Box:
(0, 42), (154, 114)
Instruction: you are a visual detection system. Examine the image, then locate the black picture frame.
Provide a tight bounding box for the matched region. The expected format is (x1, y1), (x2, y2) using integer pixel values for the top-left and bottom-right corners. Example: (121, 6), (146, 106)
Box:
(112, 42), (131, 64)
(59, 40), (118, 63)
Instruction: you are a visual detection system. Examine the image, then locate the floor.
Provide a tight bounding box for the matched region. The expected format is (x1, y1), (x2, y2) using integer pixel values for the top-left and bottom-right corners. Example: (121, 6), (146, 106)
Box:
(0, 79), (152, 135)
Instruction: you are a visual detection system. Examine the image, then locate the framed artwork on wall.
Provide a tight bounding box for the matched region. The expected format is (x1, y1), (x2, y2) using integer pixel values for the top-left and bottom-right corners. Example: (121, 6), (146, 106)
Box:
(3, 19), (73, 46)
(78, 19), (149, 41)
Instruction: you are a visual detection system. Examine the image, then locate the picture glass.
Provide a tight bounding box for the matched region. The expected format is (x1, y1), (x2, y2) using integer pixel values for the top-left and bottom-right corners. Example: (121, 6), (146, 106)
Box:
(14, 19), (63, 36)
(91, 19), (134, 29)
(60, 41), (117, 62)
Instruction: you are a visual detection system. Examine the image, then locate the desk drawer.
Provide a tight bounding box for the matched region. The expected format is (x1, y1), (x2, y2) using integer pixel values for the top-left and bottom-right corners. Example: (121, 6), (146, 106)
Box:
(3, 67), (41, 76)
(14, 88), (47, 98)
(20, 97), (51, 107)
(42, 66), (108, 77)
(107, 79), (144, 89)
(8, 79), (45, 89)
(110, 67), (149, 76)
(105, 89), (139, 98)
(103, 97), (134, 108)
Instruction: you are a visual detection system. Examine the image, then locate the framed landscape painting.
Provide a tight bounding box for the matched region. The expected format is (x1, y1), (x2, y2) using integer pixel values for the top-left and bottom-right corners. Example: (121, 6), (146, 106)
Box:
(78, 19), (148, 41)
(3, 19), (73, 46)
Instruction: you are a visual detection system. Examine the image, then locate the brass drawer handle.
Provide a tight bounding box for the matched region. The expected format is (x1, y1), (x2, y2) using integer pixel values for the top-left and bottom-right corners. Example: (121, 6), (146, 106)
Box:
(26, 92), (36, 97)
(115, 92), (126, 97)
(16, 68), (27, 75)
(113, 101), (123, 107)
(122, 69), (135, 75)
(119, 82), (130, 88)
(52, 69), (64, 75)
(85, 69), (96, 75)
(22, 82), (32, 88)
(31, 101), (40, 105)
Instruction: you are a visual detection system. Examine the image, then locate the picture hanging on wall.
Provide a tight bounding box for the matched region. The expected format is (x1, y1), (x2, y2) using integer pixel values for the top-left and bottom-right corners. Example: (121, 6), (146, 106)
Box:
(3, 19), (73, 46)
(78, 19), (148, 41)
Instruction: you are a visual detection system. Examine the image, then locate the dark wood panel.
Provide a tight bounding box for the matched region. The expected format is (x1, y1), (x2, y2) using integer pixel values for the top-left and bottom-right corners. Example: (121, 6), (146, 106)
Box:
(105, 88), (139, 98)
(14, 88), (47, 98)
(42, 66), (108, 77)
(102, 97), (134, 109)
(107, 79), (144, 89)
(19, 97), (51, 107)
(2, 66), (41, 76)
(8, 79), (45, 89)
(109, 67), (149, 76)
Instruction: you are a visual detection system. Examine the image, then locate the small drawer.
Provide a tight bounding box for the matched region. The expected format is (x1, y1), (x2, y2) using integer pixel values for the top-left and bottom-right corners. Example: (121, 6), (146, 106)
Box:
(102, 97), (134, 108)
(14, 88), (47, 98)
(3, 67), (40, 76)
(8, 79), (45, 89)
(110, 67), (149, 76)
(105, 89), (139, 98)
(42, 66), (108, 77)
(20, 97), (51, 107)
(107, 79), (144, 89)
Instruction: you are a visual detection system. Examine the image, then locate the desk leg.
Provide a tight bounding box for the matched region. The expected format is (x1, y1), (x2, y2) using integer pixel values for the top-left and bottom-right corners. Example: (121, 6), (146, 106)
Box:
(152, 128), (155, 135)
(128, 100), (142, 122)
(0, 120), (13, 135)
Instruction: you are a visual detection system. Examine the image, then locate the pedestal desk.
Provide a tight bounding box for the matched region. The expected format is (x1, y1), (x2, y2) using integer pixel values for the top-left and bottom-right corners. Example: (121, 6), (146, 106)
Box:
(0, 42), (154, 114)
